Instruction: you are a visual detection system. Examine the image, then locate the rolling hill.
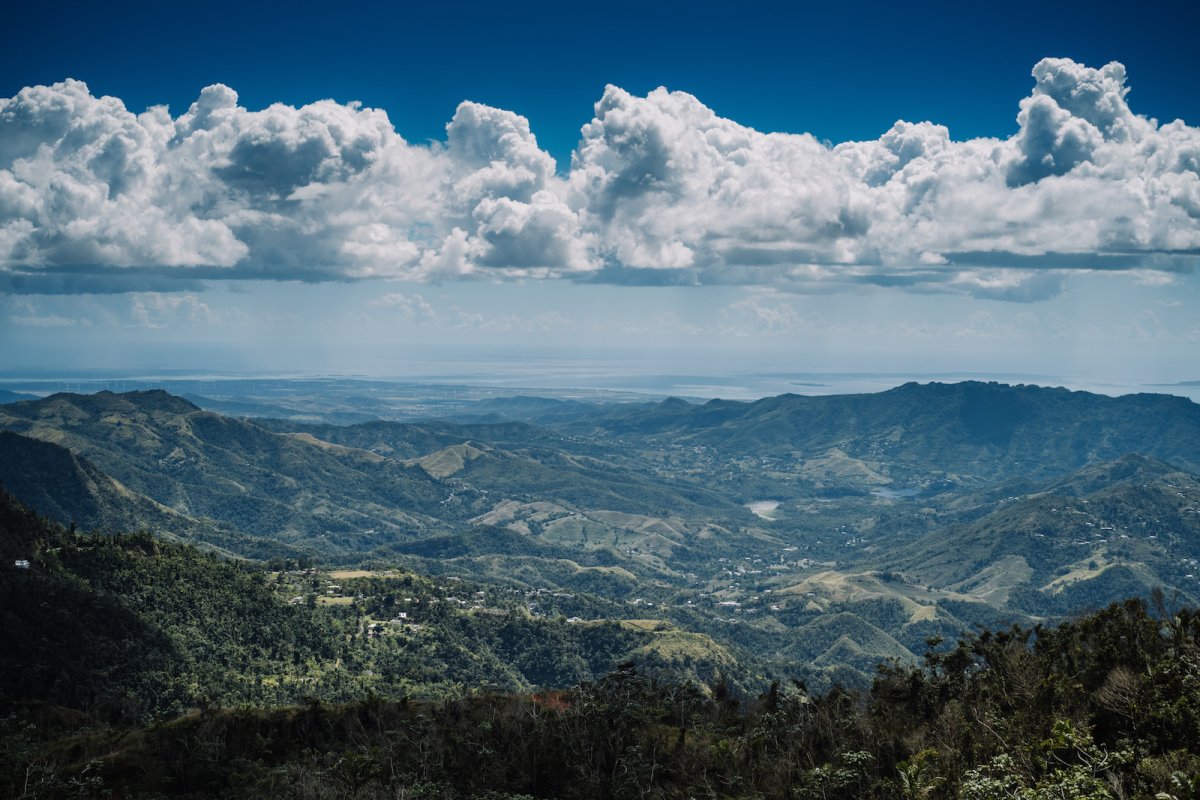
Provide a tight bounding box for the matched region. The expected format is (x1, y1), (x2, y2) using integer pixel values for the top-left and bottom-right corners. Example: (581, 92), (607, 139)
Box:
(0, 431), (305, 559)
(0, 391), (451, 557)
(0, 391), (761, 572)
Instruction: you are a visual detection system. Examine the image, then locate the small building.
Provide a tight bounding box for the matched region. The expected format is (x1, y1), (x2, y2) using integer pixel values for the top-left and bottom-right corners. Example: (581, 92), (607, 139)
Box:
(14, 559), (31, 569)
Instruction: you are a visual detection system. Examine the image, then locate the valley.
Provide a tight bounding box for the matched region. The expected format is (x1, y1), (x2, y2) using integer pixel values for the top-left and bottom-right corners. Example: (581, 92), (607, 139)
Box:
(4, 380), (1200, 694)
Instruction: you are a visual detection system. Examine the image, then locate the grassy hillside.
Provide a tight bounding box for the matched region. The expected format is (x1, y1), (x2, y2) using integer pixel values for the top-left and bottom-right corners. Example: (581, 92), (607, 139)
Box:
(879, 454), (1200, 602)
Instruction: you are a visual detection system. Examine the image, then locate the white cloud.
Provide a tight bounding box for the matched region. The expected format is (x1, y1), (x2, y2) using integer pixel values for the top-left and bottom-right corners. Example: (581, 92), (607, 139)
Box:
(718, 295), (806, 336)
(2, 295), (81, 326)
(1, 58), (1197, 301)
(129, 292), (224, 328)
(1132, 269), (1178, 287)
(372, 291), (438, 323)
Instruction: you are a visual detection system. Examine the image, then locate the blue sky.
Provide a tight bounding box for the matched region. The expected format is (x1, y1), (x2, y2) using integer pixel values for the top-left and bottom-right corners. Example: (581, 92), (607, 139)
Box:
(6, 0), (1199, 168)
(1, 0), (1198, 394)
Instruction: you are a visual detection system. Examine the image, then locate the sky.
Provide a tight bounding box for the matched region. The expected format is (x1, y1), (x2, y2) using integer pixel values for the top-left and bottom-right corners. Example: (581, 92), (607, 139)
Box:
(1, 0), (1199, 395)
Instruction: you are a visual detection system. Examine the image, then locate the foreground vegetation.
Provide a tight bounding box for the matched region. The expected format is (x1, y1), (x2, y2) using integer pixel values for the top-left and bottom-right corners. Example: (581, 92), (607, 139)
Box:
(4, 596), (1200, 799)
(4, 490), (1200, 798)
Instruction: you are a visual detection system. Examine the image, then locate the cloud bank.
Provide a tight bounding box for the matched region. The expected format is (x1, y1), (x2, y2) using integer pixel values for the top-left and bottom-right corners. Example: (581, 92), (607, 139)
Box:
(1, 58), (1197, 300)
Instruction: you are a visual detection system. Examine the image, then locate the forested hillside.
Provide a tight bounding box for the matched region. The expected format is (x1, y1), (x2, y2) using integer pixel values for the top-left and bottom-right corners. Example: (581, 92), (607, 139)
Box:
(0, 490), (740, 723)
(5, 595), (1200, 798)
(530, 381), (1200, 486)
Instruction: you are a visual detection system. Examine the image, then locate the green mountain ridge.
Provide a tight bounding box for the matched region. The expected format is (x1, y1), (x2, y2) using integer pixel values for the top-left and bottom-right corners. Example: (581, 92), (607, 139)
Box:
(0, 430), (311, 559)
(0, 391), (456, 558)
(542, 381), (1200, 486)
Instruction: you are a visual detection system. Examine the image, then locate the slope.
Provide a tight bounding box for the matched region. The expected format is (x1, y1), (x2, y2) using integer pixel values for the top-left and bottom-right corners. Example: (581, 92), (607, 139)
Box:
(0, 391), (450, 558)
(878, 454), (1200, 610)
(0, 431), (301, 559)
(552, 382), (1200, 488)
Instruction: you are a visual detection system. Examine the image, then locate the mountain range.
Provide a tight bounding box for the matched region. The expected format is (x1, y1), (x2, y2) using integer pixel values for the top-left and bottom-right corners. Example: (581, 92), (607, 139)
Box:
(3, 380), (1200, 688)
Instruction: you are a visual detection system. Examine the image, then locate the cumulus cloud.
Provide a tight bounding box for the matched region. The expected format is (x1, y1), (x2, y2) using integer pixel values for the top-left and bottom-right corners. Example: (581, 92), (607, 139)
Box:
(129, 292), (224, 328)
(0, 81), (592, 290)
(718, 295), (807, 336)
(3, 296), (79, 327)
(371, 291), (438, 323)
(1, 58), (1198, 300)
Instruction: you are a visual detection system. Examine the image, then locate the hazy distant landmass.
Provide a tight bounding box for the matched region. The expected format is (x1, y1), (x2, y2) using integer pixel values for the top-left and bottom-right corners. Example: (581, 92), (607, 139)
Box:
(5, 367), (1200, 413)
(0, 388), (39, 404)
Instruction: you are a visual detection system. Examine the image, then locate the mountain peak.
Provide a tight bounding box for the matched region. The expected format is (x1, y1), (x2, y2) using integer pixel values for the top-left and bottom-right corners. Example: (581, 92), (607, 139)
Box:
(112, 389), (201, 413)
(31, 389), (201, 416)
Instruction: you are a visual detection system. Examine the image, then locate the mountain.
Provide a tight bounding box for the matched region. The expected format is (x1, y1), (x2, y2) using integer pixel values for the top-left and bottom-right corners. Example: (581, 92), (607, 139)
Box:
(0, 391), (452, 558)
(0, 431), (303, 559)
(0, 389), (39, 404)
(875, 454), (1200, 609)
(7, 383), (1200, 692)
(550, 381), (1200, 488)
(0, 391), (759, 571)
